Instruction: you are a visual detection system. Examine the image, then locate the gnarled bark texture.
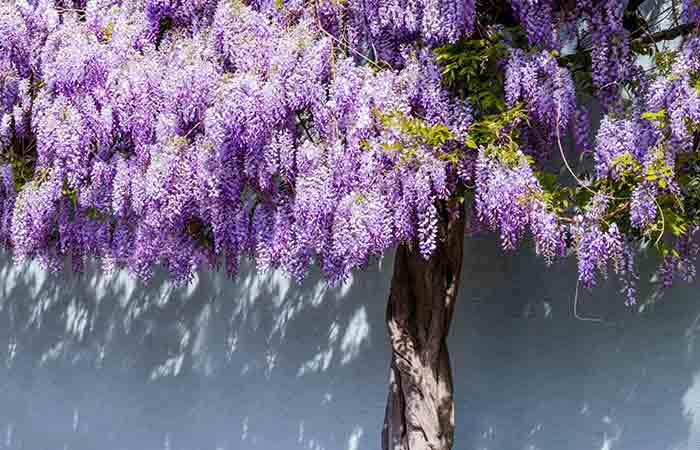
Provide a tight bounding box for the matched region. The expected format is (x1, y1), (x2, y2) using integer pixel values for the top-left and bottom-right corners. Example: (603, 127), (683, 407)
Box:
(382, 208), (465, 450)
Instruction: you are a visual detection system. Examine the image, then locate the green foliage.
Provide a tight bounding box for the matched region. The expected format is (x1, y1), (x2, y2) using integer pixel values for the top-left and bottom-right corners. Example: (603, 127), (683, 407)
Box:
(1, 138), (38, 192)
(534, 171), (572, 215)
(9, 154), (35, 191)
(379, 113), (454, 147)
(372, 110), (459, 165)
(653, 51), (679, 76)
(611, 151), (642, 180)
(644, 151), (674, 190)
(663, 207), (688, 237)
(692, 72), (700, 95)
(434, 32), (510, 115)
(85, 207), (105, 221)
(469, 105), (531, 167)
(434, 14), (699, 265)
(374, 102), (530, 178)
(61, 181), (78, 208)
(101, 20), (115, 43)
(641, 109), (667, 128)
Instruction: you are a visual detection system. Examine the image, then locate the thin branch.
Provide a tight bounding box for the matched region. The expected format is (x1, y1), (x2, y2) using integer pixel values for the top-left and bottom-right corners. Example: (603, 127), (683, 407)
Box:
(555, 101), (627, 201)
(183, 120), (202, 140)
(653, 194), (665, 247)
(634, 22), (698, 46)
(311, 0), (388, 71)
(296, 112), (316, 144)
(610, 200), (631, 216)
(560, 16), (697, 67)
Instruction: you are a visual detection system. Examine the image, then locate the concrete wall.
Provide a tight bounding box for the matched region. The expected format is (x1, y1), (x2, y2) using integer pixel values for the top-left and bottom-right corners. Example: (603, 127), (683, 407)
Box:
(0, 233), (699, 450)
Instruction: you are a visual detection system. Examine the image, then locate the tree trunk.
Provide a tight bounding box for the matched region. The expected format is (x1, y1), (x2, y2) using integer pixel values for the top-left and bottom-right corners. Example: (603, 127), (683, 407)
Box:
(382, 207), (465, 450)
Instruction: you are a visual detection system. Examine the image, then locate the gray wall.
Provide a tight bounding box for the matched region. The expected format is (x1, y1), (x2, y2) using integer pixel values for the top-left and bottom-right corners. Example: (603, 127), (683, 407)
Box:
(0, 233), (699, 450)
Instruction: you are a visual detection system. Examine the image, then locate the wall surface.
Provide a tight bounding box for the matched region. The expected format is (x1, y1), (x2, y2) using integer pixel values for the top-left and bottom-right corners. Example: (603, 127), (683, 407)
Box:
(0, 234), (700, 450)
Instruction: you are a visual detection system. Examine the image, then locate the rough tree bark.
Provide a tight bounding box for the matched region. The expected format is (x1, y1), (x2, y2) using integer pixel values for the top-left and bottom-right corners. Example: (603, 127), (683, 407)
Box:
(382, 205), (465, 450)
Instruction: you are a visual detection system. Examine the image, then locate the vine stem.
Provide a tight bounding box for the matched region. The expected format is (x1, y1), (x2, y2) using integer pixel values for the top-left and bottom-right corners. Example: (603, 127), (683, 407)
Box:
(555, 100), (628, 201)
(653, 194), (665, 247)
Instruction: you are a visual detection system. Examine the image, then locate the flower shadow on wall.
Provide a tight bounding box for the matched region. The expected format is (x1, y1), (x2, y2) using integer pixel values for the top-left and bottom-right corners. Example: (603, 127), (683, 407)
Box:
(452, 234), (700, 450)
(0, 252), (392, 450)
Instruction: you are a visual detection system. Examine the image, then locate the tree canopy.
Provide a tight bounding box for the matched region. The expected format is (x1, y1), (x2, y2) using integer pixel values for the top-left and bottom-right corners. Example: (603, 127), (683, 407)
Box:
(0, 0), (699, 305)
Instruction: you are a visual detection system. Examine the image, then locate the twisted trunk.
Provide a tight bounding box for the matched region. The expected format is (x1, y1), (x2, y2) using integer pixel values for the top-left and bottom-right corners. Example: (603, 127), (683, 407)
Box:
(382, 207), (465, 450)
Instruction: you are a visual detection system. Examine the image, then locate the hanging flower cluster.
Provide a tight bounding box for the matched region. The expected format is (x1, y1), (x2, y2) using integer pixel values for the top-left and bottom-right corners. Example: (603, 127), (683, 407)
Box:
(0, 0), (475, 284)
(0, 0), (698, 305)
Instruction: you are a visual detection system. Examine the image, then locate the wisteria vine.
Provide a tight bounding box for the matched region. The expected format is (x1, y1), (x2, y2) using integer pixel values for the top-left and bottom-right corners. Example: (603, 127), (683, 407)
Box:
(0, 0), (699, 305)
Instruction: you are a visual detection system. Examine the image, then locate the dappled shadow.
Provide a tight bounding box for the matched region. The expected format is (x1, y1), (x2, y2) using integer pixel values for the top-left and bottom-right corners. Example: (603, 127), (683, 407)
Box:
(454, 234), (700, 450)
(2, 233), (700, 450)
(0, 253), (392, 450)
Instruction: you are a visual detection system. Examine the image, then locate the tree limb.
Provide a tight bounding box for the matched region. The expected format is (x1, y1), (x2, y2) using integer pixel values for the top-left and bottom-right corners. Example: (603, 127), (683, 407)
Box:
(634, 22), (697, 46)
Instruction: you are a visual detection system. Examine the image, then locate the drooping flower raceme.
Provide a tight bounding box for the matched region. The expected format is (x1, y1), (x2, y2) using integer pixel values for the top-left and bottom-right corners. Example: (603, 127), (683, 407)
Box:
(0, 0), (696, 307)
(474, 148), (565, 263)
(505, 49), (576, 160)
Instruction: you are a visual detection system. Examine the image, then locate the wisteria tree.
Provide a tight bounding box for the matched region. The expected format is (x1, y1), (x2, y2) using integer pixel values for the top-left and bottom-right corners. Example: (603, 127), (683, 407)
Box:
(1, 0), (700, 448)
